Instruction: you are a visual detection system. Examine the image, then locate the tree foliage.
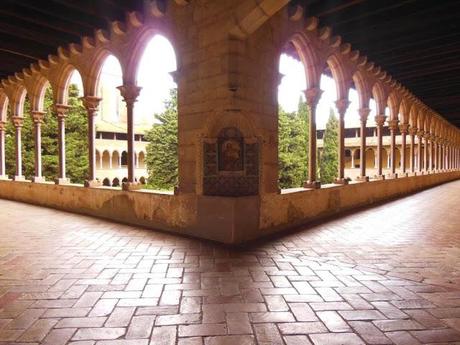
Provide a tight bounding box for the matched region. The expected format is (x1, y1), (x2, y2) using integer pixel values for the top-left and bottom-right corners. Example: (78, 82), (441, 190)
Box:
(144, 89), (178, 190)
(278, 97), (309, 189)
(4, 84), (88, 183)
(319, 108), (339, 184)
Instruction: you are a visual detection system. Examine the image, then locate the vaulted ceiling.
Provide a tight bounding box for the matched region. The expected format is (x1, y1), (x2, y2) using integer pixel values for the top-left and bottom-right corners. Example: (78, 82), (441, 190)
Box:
(0, 0), (459, 127)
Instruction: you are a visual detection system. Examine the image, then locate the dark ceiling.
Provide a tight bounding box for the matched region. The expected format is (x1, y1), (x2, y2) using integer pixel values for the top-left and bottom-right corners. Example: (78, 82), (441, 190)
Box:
(0, 0), (459, 127)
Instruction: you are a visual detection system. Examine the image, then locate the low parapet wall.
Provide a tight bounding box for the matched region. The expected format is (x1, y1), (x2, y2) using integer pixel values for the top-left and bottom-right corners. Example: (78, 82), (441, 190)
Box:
(0, 171), (458, 244)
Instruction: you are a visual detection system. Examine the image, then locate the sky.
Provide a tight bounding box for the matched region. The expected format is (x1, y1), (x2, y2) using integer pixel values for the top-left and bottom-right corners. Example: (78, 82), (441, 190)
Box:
(71, 36), (379, 129)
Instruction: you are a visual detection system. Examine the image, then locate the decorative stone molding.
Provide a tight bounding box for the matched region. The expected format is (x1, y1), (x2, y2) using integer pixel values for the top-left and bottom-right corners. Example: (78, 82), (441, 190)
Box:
(305, 87), (323, 108)
(388, 119), (399, 131)
(335, 99), (350, 115)
(399, 123), (409, 134)
(31, 111), (46, 124)
(117, 85), (142, 105)
(375, 114), (387, 127)
(358, 108), (371, 123)
(81, 96), (101, 115)
(12, 116), (24, 128)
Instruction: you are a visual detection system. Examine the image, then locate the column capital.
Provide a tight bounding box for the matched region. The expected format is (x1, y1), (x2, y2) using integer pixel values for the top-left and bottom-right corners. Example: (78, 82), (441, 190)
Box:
(304, 87), (323, 107)
(54, 104), (71, 118)
(31, 111), (46, 124)
(399, 123), (409, 134)
(335, 98), (350, 115)
(408, 127), (417, 136)
(117, 84), (142, 104)
(359, 108), (371, 123)
(80, 96), (102, 115)
(374, 114), (387, 127)
(12, 115), (24, 128)
(416, 130), (425, 138)
(0, 120), (6, 131)
(388, 119), (399, 131)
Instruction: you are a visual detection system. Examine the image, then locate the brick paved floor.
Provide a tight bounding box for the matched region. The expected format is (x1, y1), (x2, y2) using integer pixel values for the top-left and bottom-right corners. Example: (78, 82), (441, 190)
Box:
(0, 181), (460, 344)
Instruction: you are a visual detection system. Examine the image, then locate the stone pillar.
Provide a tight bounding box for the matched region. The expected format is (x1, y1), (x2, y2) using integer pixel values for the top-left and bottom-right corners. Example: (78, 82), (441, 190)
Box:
(417, 131), (424, 174)
(387, 119), (399, 178)
(81, 96), (102, 187)
(31, 111), (46, 183)
(0, 121), (7, 179)
(434, 138), (439, 171)
(357, 108), (370, 182)
(399, 123), (409, 176)
(428, 135), (434, 172)
(117, 85), (142, 191)
(12, 116), (25, 181)
(335, 98), (350, 184)
(55, 104), (70, 184)
(408, 127), (417, 174)
(423, 134), (429, 173)
(303, 87), (322, 189)
(351, 149), (355, 168)
(109, 152), (112, 169)
(374, 114), (386, 179)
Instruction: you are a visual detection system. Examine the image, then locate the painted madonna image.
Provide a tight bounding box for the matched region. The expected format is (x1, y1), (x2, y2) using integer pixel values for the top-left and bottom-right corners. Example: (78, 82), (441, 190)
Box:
(218, 127), (244, 172)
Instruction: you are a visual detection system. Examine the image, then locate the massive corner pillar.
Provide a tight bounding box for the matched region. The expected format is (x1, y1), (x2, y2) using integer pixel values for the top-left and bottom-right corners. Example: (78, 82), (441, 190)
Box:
(0, 121), (7, 180)
(31, 111), (46, 183)
(303, 87), (322, 189)
(356, 108), (370, 182)
(387, 119), (399, 179)
(12, 116), (25, 181)
(417, 131), (424, 174)
(399, 123), (409, 176)
(335, 98), (350, 184)
(117, 84), (142, 191)
(55, 104), (70, 184)
(374, 114), (387, 179)
(81, 96), (102, 188)
(408, 127), (417, 175)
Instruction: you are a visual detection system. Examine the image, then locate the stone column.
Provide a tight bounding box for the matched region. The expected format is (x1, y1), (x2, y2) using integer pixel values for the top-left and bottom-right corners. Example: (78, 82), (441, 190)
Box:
(12, 116), (25, 181)
(428, 135), (434, 172)
(434, 138), (439, 171)
(303, 87), (322, 189)
(357, 108), (370, 182)
(351, 149), (355, 168)
(109, 152), (112, 169)
(335, 99), (350, 184)
(374, 114), (386, 179)
(55, 104), (70, 184)
(387, 119), (399, 178)
(408, 127), (417, 174)
(423, 134), (429, 174)
(417, 131), (424, 174)
(399, 123), (409, 176)
(0, 121), (7, 179)
(81, 96), (102, 187)
(117, 85), (142, 191)
(31, 111), (46, 183)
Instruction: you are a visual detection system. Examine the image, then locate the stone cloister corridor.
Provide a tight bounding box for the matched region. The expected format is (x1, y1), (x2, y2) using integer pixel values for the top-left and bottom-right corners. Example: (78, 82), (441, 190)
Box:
(0, 181), (459, 344)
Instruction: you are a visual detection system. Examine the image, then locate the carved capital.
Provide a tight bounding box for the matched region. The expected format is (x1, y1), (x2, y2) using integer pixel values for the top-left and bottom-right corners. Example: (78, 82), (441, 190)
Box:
(12, 116), (24, 128)
(388, 119), (399, 131)
(374, 114), (387, 127)
(117, 84), (142, 104)
(54, 104), (71, 118)
(304, 87), (323, 108)
(399, 123), (409, 134)
(417, 130), (425, 138)
(0, 121), (6, 131)
(81, 96), (102, 115)
(31, 111), (46, 124)
(335, 99), (350, 116)
(358, 108), (371, 123)
(408, 127), (418, 136)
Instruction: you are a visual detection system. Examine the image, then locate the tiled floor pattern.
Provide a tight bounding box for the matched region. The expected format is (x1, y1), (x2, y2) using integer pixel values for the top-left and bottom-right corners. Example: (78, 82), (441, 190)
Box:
(0, 180), (460, 344)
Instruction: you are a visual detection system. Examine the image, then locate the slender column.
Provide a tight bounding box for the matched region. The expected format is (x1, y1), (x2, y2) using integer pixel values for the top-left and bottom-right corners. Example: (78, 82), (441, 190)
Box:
(117, 85), (142, 190)
(428, 135), (434, 172)
(351, 150), (355, 168)
(0, 121), (7, 179)
(399, 123), (409, 176)
(357, 108), (370, 181)
(54, 104), (70, 184)
(303, 87), (323, 189)
(31, 111), (46, 182)
(387, 119), (399, 178)
(12, 116), (25, 181)
(434, 138), (439, 171)
(408, 127), (417, 174)
(109, 152), (113, 169)
(81, 96), (102, 187)
(374, 114), (386, 179)
(423, 134), (429, 173)
(335, 99), (350, 184)
(417, 131), (424, 173)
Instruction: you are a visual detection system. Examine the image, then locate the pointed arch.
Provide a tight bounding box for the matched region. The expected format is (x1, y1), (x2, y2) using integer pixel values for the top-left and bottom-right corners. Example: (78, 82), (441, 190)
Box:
(85, 49), (124, 97)
(398, 97), (411, 124)
(352, 70), (371, 109)
(371, 82), (387, 115)
(387, 91), (401, 121)
(0, 93), (8, 122)
(325, 53), (350, 101)
(289, 32), (323, 89)
(11, 85), (27, 116)
(54, 63), (85, 105)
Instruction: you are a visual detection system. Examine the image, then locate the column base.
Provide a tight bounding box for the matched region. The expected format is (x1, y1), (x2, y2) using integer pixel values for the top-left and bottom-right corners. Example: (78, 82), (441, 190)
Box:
(356, 176), (369, 182)
(334, 178), (349, 185)
(399, 172), (408, 178)
(0, 175), (9, 180)
(13, 175), (25, 181)
(416, 171), (424, 176)
(373, 174), (385, 180)
(303, 180), (321, 189)
(55, 178), (70, 185)
(84, 179), (101, 188)
(408, 172), (417, 177)
(386, 173), (398, 179)
(32, 176), (46, 183)
(122, 181), (142, 191)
